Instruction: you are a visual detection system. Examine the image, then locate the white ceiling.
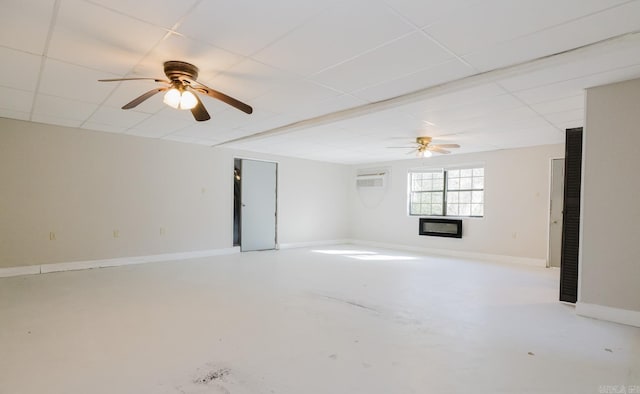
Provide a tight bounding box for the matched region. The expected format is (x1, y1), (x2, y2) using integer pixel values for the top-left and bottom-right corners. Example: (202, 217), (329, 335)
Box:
(2, 0), (640, 163)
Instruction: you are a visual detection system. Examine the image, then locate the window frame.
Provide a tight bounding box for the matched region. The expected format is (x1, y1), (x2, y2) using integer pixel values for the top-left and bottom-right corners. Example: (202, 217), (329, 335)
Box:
(407, 169), (446, 216)
(408, 166), (485, 218)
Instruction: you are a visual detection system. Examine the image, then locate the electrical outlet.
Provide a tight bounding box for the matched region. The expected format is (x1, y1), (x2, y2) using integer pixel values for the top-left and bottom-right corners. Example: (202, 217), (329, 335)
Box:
(49, 231), (56, 241)
(160, 227), (165, 235)
(113, 230), (119, 238)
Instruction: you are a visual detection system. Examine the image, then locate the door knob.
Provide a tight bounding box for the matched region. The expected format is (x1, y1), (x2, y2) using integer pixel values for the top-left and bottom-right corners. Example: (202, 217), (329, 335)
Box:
(552, 220), (558, 224)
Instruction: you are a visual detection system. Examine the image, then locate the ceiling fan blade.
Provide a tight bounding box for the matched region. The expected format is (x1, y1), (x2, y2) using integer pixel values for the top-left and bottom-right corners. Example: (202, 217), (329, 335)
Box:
(432, 143), (460, 149)
(406, 149), (418, 155)
(122, 87), (167, 109)
(191, 81), (253, 114)
(99, 77), (170, 84)
(428, 146), (451, 154)
(387, 146), (416, 148)
(190, 92), (211, 122)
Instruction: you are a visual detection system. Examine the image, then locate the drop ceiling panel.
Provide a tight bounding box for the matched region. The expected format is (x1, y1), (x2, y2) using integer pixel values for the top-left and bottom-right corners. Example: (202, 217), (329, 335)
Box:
(541, 109), (585, 125)
(335, 108), (424, 137)
(81, 121), (128, 134)
(513, 63), (640, 104)
(127, 108), (194, 138)
(353, 58), (475, 102)
(453, 107), (549, 132)
(0, 0), (55, 54)
(38, 59), (117, 104)
(253, 0), (414, 76)
(498, 37), (640, 92)
(528, 95), (584, 115)
(179, 0), (335, 57)
(463, 126), (565, 150)
(234, 114), (301, 134)
(249, 79), (341, 114)
(47, 0), (167, 75)
(420, 94), (525, 126)
(32, 94), (99, 121)
(32, 113), (83, 128)
(294, 94), (369, 120)
(0, 47), (42, 91)
(85, 106), (151, 130)
(0, 87), (34, 113)
(426, 108), (551, 140)
(169, 123), (222, 141)
(86, 0), (199, 29)
(424, 0), (630, 57)
(208, 128), (261, 143)
(163, 135), (202, 145)
(383, 0), (479, 28)
(183, 105), (273, 132)
(205, 59), (295, 101)
(0, 109), (30, 122)
(398, 83), (506, 119)
(312, 32), (455, 93)
(463, 0), (640, 71)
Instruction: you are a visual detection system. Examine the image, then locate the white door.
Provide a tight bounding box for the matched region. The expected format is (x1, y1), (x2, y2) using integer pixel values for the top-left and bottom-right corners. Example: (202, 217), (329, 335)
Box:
(548, 159), (565, 267)
(240, 159), (277, 252)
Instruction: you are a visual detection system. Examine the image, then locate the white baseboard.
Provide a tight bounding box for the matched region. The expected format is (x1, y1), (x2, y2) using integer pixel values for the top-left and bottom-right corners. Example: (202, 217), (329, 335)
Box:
(576, 302), (640, 328)
(345, 239), (547, 267)
(278, 239), (351, 250)
(0, 247), (240, 278)
(0, 265), (41, 278)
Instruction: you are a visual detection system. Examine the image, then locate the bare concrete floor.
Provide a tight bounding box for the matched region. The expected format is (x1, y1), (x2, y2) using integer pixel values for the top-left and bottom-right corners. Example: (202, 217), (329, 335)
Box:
(1, 246), (639, 394)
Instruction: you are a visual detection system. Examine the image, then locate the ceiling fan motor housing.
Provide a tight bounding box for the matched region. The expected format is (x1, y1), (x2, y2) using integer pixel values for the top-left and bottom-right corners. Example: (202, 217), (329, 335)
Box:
(164, 61), (199, 82)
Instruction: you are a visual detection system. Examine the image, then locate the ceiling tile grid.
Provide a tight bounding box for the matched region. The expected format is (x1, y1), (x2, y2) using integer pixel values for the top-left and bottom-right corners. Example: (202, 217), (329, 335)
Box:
(1, 0), (640, 163)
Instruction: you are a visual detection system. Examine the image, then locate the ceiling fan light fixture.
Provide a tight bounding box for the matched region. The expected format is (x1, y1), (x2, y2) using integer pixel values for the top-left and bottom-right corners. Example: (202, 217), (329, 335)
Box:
(163, 88), (198, 110)
(163, 88), (181, 109)
(418, 150), (433, 158)
(179, 90), (198, 110)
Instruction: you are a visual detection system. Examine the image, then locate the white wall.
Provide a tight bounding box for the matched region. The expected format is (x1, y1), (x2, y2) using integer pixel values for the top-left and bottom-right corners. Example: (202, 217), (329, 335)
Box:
(581, 78), (640, 313)
(0, 118), (350, 268)
(349, 144), (565, 262)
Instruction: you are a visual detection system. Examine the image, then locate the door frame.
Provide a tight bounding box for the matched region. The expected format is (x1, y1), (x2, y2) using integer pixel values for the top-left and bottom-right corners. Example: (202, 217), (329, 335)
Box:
(545, 156), (565, 268)
(233, 156), (279, 250)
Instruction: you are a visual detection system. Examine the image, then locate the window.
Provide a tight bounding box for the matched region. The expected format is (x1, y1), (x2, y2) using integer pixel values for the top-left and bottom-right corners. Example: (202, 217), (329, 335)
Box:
(408, 167), (484, 217)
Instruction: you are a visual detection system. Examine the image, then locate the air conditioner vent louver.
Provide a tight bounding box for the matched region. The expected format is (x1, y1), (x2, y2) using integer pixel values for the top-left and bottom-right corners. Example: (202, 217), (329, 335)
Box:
(356, 173), (386, 188)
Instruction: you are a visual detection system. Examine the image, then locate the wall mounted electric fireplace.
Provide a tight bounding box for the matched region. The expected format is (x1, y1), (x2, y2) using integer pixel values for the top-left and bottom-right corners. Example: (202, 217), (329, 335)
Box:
(419, 218), (463, 238)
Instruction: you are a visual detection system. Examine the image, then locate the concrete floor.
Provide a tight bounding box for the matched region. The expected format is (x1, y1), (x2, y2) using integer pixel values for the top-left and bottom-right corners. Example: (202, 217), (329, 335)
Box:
(1, 246), (638, 394)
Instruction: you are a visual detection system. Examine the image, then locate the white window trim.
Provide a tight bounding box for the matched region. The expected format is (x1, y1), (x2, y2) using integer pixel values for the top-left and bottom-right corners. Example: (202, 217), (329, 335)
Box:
(407, 165), (485, 218)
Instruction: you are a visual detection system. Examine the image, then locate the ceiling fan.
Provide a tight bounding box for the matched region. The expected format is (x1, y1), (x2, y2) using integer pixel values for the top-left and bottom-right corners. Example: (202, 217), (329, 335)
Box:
(99, 60), (253, 122)
(388, 136), (460, 157)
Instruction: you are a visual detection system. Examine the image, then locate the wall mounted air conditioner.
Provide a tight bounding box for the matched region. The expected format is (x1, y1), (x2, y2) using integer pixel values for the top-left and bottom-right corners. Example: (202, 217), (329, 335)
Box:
(356, 173), (386, 188)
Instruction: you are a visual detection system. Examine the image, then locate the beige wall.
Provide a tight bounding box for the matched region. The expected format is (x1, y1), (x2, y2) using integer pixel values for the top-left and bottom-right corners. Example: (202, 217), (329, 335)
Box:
(582, 78), (640, 312)
(349, 144), (565, 261)
(0, 118), (350, 267)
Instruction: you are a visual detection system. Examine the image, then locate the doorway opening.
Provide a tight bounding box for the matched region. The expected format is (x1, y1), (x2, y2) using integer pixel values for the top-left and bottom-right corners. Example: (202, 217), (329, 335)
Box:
(233, 158), (278, 252)
(233, 158), (241, 247)
(548, 158), (565, 268)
